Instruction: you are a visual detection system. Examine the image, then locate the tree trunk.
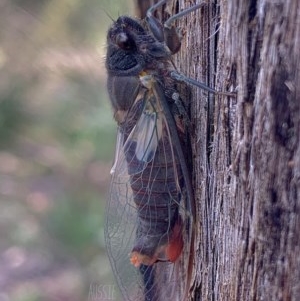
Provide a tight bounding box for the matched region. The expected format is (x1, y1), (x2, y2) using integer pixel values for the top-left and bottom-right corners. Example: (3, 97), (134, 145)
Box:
(174, 0), (300, 300)
(134, 0), (299, 300)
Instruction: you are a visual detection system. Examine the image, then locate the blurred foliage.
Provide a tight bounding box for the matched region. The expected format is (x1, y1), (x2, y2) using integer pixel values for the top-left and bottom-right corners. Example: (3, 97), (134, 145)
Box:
(0, 0), (132, 300)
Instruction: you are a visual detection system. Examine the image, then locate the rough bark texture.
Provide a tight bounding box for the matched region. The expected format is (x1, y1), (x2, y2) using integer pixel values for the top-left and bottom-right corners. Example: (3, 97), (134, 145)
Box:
(135, 0), (300, 300)
(174, 0), (300, 300)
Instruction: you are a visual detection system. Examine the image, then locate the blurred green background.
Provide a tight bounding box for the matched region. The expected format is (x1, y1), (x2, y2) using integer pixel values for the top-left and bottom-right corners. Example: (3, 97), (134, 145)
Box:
(0, 0), (132, 300)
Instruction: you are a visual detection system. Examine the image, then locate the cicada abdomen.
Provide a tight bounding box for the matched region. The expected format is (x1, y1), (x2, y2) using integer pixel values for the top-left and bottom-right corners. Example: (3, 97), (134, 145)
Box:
(105, 2), (198, 301)
(125, 90), (184, 267)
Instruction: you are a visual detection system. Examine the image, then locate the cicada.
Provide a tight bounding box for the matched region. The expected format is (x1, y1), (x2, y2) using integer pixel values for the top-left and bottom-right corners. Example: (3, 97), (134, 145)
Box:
(105, 1), (207, 300)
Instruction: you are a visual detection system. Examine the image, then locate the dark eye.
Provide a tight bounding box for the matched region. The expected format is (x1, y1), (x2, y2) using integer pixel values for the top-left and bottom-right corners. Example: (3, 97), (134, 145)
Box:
(116, 33), (135, 50)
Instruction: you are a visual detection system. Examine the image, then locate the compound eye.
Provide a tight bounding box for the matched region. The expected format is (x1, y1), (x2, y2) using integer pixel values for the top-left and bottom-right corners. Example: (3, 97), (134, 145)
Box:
(116, 32), (135, 50)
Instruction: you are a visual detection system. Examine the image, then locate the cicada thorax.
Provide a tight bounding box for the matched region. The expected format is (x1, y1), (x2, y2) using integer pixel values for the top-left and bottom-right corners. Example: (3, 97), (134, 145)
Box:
(106, 14), (174, 117)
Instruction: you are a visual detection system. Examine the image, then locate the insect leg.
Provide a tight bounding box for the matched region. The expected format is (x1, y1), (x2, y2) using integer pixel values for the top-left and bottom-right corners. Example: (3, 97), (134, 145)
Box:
(164, 2), (206, 29)
(146, 0), (167, 16)
(146, 1), (206, 54)
(171, 70), (217, 94)
(163, 2), (206, 53)
(146, 0), (168, 42)
(170, 71), (236, 97)
(146, 0), (205, 31)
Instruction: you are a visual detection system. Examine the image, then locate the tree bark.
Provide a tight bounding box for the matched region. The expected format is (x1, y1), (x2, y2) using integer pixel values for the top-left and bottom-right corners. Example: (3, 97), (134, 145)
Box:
(135, 0), (299, 300)
(174, 0), (300, 300)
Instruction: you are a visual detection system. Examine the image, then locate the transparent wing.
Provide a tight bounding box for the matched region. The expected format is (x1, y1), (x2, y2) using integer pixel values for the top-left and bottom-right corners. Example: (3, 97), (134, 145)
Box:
(112, 95), (163, 177)
(129, 109), (162, 163)
(105, 84), (193, 301)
